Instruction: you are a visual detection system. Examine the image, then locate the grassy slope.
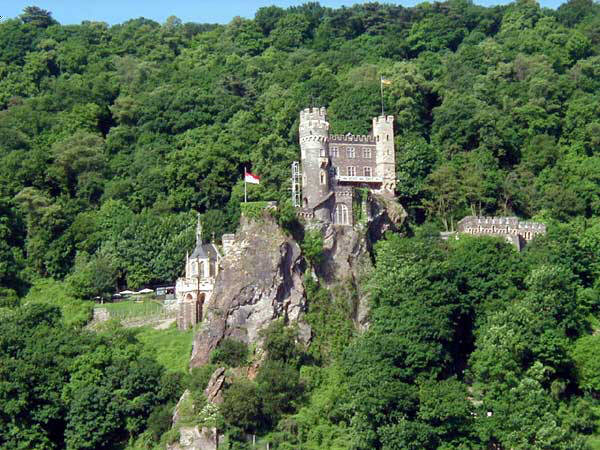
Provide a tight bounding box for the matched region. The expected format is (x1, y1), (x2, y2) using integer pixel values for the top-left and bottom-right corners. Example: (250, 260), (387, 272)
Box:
(135, 324), (194, 373)
(23, 278), (93, 327)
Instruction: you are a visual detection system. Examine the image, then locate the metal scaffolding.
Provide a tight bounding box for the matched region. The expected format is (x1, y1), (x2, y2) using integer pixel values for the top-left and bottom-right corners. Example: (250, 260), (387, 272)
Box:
(291, 161), (301, 208)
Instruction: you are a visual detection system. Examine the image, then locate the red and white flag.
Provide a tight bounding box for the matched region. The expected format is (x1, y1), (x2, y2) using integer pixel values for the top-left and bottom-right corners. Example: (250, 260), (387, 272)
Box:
(244, 171), (260, 184)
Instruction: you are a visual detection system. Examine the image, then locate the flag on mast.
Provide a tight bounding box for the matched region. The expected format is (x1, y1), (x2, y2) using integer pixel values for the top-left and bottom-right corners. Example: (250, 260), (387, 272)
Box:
(381, 75), (392, 85)
(244, 171), (260, 184)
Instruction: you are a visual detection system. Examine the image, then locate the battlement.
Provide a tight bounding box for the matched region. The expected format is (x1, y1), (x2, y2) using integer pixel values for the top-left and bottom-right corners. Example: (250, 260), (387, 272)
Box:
(299, 135), (328, 144)
(300, 107), (328, 122)
(329, 134), (376, 143)
(457, 216), (546, 243)
(373, 115), (394, 126)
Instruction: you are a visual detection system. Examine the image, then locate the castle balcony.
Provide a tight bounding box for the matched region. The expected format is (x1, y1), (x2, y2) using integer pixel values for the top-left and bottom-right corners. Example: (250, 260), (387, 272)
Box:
(176, 278), (215, 294)
(336, 175), (383, 183)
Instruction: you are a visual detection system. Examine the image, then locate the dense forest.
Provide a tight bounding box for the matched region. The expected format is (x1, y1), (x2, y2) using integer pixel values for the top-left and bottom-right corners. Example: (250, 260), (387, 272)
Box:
(2, 0), (600, 448)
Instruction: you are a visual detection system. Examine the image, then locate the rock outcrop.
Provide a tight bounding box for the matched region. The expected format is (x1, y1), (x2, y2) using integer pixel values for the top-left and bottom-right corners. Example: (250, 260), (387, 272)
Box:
(190, 213), (306, 368)
(315, 193), (407, 328)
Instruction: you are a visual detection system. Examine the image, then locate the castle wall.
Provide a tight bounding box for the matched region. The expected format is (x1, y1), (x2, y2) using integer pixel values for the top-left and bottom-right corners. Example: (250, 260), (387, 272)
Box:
(456, 216), (546, 250)
(329, 142), (377, 179)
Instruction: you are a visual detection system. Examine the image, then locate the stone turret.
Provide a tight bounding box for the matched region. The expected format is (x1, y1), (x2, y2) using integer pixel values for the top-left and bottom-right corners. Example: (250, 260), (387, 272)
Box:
(299, 107), (332, 220)
(373, 115), (395, 195)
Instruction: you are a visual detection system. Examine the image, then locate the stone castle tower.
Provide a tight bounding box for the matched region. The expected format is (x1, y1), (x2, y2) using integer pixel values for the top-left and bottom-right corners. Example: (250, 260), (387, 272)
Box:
(298, 107), (395, 226)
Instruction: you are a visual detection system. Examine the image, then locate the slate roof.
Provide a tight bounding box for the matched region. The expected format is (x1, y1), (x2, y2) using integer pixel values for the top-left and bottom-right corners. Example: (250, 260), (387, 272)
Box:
(190, 242), (219, 260)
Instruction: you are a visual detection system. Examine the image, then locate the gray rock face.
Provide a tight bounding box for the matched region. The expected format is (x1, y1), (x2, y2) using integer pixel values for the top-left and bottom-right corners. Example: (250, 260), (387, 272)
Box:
(166, 426), (218, 450)
(204, 367), (226, 404)
(316, 193), (407, 329)
(190, 214), (306, 368)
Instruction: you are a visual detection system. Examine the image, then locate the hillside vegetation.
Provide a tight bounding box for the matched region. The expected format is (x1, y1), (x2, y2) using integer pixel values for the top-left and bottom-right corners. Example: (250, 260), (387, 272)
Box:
(2, 1), (600, 448)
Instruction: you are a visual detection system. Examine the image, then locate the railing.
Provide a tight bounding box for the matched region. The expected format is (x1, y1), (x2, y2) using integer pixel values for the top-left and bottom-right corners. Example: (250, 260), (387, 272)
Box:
(336, 175), (382, 183)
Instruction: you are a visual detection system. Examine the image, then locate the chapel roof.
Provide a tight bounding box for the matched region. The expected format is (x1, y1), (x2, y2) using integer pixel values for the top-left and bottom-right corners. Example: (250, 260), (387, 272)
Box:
(190, 242), (219, 260)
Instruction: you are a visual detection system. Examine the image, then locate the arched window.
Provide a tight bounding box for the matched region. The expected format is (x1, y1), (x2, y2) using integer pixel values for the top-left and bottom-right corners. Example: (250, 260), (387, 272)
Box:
(333, 204), (349, 225)
(198, 262), (205, 278)
(191, 261), (197, 275)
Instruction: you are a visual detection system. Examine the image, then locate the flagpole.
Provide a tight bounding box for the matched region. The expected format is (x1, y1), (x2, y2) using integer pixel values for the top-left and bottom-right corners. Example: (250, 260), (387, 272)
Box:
(380, 76), (384, 116)
(244, 166), (247, 203)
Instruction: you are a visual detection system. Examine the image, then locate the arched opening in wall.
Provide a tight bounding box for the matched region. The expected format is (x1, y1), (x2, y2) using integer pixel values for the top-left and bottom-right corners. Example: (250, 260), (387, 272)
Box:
(333, 203), (349, 225)
(303, 197), (308, 207)
(185, 293), (193, 301)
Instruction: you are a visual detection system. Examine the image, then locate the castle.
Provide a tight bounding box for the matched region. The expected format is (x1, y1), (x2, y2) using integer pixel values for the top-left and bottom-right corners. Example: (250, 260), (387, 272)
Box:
(455, 216), (546, 250)
(296, 107), (396, 226)
(175, 216), (235, 329)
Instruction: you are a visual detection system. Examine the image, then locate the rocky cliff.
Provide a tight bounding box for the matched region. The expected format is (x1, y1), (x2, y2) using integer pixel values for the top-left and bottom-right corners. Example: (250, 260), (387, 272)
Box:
(315, 193), (407, 327)
(169, 197), (406, 449)
(189, 212), (307, 368)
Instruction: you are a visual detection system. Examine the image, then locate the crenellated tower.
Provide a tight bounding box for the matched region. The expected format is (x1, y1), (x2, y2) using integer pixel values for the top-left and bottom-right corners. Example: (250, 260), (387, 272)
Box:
(296, 107), (396, 226)
(373, 115), (395, 195)
(299, 107), (332, 215)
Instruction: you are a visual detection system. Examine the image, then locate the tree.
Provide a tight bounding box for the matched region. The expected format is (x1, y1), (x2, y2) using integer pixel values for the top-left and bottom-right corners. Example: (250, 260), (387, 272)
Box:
(20, 6), (56, 28)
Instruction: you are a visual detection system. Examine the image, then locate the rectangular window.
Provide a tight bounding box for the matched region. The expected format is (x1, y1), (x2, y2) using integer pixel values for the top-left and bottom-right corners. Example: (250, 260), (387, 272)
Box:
(364, 167), (372, 177)
(347, 166), (356, 177)
(363, 148), (372, 158)
(331, 146), (338, 157)
(347, 147), (355, 158)
(320, 148), (326, 157)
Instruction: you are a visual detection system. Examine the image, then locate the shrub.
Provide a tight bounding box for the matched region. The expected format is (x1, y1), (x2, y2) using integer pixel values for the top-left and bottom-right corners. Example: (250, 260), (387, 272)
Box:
(189, 364), (217, 392)
(210, 338), (248, 367)
(301, 230), (324, 267)
(147, 403), (175, 441)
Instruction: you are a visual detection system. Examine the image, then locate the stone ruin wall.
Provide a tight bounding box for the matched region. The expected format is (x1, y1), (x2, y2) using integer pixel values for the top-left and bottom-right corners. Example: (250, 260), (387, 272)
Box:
(457, 216), (546, 242)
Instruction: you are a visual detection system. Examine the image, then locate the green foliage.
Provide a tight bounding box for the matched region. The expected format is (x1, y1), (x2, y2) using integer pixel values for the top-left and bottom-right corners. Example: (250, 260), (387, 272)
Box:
(572, 335), (600, 394)
(147, 403), (175, 442)
(210, 338), (248, 367)
(0, 303), (176, 449)
(240, 201), (269, 220)
(260, 319), (303, 367)
(189, 364), (217, 393)
(300, 229), (324, 267)
(222, 379), (264, 434)
(304, 276), (354, 362)
(23, 278), (93, 327)
(135, 324), (194, 374)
